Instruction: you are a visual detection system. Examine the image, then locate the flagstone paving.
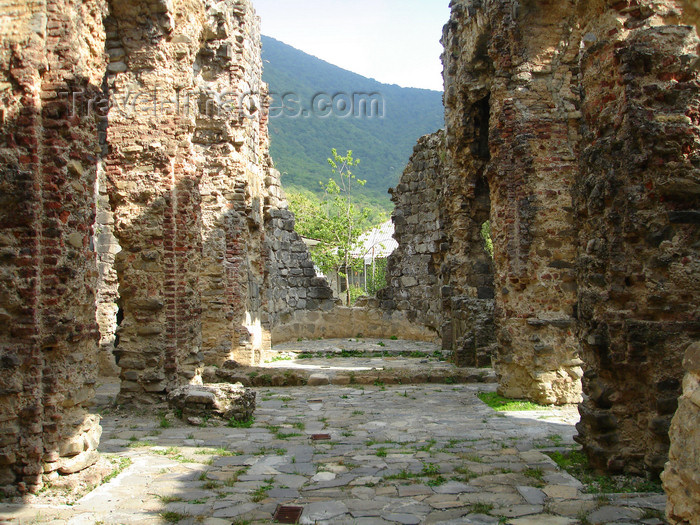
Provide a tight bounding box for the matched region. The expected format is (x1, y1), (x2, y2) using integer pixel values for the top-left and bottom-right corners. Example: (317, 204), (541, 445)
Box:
(0, 379), (667, 525)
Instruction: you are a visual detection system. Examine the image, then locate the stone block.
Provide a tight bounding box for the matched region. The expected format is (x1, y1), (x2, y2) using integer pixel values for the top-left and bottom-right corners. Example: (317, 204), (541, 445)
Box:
(58, 436), (84, 458)
(683, 342), (700, 374)
(307, 373), (330, 386)
(168, 383), (256, 424)
(58, 450), (99, 475)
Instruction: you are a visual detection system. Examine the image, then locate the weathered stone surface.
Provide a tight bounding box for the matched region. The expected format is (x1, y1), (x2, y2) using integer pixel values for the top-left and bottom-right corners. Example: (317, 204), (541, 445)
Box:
(103, 0), (338, 388)
(379, 132), (495, 368)
(387, 0), (699, 483)
(440, 0), (583, 405)
(573, 3), (700, 478)
(0, 0), (106, 494)
(168, 383), (255, 423)
(307, 373), (330, 386)
(299, 500), (349, 524)
(271, 306), (438, 345)
(57, 450), (100, 475)
(663, 342), (700, 524)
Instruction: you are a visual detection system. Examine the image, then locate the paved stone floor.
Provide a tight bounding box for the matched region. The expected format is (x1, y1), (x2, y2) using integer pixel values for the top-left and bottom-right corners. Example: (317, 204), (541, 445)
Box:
(0, 378), (666, 525)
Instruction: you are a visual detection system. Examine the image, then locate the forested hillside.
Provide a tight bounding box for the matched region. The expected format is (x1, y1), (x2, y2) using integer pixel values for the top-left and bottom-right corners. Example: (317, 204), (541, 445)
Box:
(261, 35), (444, 214)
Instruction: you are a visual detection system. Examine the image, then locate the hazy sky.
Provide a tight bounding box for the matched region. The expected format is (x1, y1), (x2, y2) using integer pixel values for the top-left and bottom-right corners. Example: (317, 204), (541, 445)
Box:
(252, 0), (451, 92)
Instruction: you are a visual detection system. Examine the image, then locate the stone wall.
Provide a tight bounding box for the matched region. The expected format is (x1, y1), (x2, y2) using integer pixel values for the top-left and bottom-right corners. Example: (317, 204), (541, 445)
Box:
(663, 343), (700, 524)
(573, 1), (700, 478)
(264, 205), (337, 332)
(94, 165), (120, 376)
(271, 302), (439, 347)
(105, 0), (207, 401)
(386, 0), (699, 480)
(104, 0), (266, 395)
(0, 0), (106, 494)
(0, 0), (338, 494)
(103, 0), (337, 392)
(380, 130), (496, 367)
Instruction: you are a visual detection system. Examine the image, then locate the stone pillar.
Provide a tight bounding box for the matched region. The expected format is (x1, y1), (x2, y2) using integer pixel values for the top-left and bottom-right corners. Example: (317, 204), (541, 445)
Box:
(192, 0), (270, 368)
(442, 0), (582, 403)
(0, 0), (105, 494)
(105, 0), (206, 401)
(104, 0), (326, 388)
(663, 342), (700, 524)
(574, 2), (700, 477)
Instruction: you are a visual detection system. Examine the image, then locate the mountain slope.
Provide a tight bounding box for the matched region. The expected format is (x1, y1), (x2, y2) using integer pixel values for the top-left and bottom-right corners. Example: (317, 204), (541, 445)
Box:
(261, 36), (444, 212)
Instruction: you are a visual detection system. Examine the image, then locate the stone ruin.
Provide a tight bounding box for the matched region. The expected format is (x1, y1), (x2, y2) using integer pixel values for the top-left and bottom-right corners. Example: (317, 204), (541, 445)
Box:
(382, 0), (700, 520)
(0, 0), (699, 522)
(0, 0), (336, 495)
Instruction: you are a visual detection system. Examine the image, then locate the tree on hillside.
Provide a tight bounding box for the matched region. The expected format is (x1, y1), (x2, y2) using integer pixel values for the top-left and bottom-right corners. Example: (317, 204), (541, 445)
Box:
(288, 149), (371, 305)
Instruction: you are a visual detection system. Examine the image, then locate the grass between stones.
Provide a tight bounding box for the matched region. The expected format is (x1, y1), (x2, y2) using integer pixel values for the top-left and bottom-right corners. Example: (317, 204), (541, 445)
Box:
(547, 450), (664, 494)
(227, 415), (255, 428)
(194, 447), (239, 457)
(160, 511), (191, 523)
(477, 392), (549, 411)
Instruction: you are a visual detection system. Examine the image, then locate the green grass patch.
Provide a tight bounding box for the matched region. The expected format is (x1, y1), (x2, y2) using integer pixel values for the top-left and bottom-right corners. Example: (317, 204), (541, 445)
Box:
(223, 468), (248, 487)
(523, 467), (545, 487)
(384, 469), (420, 481)
(102, 456), (132, 484)
(453, 465), (478, 482)
(228, 415), (255, 428)
(158, 495), (183, 504)
(267, 354), (293, 362)
(477, 392), (548, 411)
(547, 450), (664, 494)
(195, 447), (239, 457)
(418, 439), (437, 452)
(251, 482), (272, 502)
(160, 511), (189, 523)
(426, 475), (447, 486)
(154, 447), (180, 456)
(422, 462), (441, 476)
(469, 503), (494, 515)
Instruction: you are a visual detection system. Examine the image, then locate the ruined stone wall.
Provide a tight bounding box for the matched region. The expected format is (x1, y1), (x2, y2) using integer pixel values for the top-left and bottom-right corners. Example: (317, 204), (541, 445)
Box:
(104, 0), (337, 389)
(264, 205), (337, 330)
(262, 151), (340, 348)
(271, 304), (439, 346)
(0, 0), (340, 494)
(381, 132), (446, 335)
(380, 130), (495, 366)
(573, 0), (700, 478)
(387, 0), (698, 479)
(0, 0), (106, 494)
(442, 0), (583, 404)
(105, 0), (206, 401)
(104, 0), (276, 394)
